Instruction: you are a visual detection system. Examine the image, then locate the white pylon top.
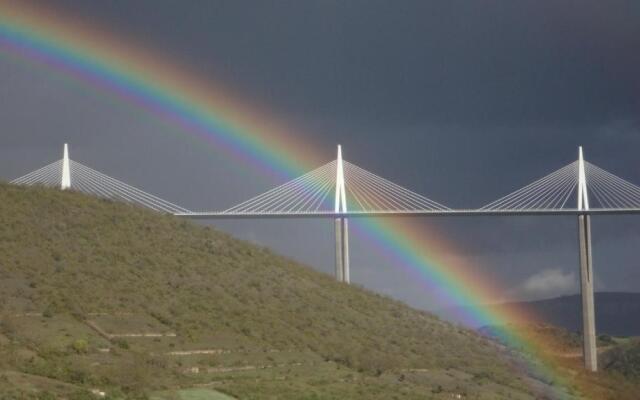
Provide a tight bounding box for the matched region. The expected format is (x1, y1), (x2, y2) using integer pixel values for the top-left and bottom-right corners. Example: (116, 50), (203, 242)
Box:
(334, 145), (348, 213)
(61, 143), (71, 190)
(577, 146), (589, 211)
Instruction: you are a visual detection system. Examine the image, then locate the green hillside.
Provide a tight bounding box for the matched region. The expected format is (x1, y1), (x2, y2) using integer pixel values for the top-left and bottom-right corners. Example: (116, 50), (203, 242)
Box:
(601, 339), (640, 379)
(0, 183), (561, 399)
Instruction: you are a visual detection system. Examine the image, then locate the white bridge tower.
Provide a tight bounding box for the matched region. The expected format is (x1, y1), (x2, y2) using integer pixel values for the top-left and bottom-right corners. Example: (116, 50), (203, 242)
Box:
(334, 145), (350, 283)
(577, 146), (597, 372)
(61, 143), (71, 190)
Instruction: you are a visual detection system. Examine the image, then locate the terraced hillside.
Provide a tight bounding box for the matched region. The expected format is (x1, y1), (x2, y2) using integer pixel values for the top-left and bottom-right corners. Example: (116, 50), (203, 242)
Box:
(0, 183), (570, 399)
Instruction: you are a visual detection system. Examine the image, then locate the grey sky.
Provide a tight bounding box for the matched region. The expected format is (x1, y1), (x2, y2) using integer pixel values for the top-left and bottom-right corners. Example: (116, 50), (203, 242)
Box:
(2, 1), (640, 313)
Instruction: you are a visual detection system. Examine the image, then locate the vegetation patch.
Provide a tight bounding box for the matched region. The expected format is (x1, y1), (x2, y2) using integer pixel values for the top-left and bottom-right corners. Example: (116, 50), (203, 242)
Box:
(0, 184), (638, 399)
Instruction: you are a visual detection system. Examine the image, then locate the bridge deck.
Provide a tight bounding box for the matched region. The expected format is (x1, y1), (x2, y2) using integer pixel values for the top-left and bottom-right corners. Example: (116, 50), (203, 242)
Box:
(175, 208), (640, 219)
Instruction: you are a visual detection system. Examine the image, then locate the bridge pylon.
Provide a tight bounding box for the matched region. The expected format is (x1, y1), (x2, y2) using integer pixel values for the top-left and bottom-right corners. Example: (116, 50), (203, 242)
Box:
(577, 146), (597, 372)
(335, 145), (350, 283)
(61, 143), (71, 190)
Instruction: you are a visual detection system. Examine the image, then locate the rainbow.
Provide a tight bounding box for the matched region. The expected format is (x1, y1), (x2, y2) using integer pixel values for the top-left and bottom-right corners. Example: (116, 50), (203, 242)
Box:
(0, 2), (325, 181)
(0, 3), (585, 398)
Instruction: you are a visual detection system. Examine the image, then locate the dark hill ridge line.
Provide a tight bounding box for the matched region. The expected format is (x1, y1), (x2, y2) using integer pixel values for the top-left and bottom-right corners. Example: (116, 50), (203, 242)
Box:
(440, 293), (640, 336)
(0, 183), (548, 399)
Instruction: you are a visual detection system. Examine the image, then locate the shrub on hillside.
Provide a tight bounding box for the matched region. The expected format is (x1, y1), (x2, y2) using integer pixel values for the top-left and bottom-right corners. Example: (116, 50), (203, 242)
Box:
(602, 342), (640, 379)
(70, 339), (89, 354)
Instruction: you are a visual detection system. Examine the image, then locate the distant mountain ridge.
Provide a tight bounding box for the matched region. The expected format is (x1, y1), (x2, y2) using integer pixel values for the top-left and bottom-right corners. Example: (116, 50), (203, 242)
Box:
(441, 292), (640, 336)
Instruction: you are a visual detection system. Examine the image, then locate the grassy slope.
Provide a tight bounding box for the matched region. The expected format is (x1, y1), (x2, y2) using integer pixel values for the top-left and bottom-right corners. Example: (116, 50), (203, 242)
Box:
(0, 184), (559, 399)
(601, 339), (640, 379)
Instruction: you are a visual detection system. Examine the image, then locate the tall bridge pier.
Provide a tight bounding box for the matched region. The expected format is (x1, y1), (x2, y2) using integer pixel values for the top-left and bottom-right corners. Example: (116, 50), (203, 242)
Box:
(577, 147), (597, 372)
(578, 214), (596, 371)
(335, 217), (349, 282)
(334, 145), (350, 283)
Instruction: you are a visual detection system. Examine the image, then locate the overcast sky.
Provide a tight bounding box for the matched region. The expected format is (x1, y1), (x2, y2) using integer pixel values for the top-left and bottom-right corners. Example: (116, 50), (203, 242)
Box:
(2, 1), (640, 314)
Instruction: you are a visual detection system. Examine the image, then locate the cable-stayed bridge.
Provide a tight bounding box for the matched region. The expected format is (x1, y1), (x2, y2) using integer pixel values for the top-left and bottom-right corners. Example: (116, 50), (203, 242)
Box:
(10, 143), (640, 372)
(18, 145), (640, 217)
(11, 144), (189, 214)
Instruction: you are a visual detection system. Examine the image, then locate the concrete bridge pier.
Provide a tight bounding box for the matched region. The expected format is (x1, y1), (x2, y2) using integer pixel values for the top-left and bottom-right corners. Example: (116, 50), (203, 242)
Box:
(576, 146), (597, 371)
(578, 214), (597, 372)
(335, 218), (344, 282)
(341, 218), (350, 283)
(334, 217), (350, 283)
(334, 145), (350, 283)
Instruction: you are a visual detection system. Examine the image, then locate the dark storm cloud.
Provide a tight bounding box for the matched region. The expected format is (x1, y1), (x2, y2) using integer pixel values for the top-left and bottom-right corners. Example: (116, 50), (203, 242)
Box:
(3, 0), (640, 308)
(43, 0), (640, 128)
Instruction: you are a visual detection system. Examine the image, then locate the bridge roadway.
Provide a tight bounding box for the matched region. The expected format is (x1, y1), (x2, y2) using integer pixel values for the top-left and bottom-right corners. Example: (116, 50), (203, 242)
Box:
(175, 208), (640, 219)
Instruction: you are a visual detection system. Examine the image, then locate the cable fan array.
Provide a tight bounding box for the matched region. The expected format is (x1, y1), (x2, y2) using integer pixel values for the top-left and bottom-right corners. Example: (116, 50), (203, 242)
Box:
(11, 160), (64, 188)
(11, 159), (190, 214)
(584, 162), (640, 209)
(12, 148), (640, 215)
(343, 161), (449, 212)
(480, 161), (579, 210)
(222, 160), (450, 214)
(480, 160), (640, 211)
